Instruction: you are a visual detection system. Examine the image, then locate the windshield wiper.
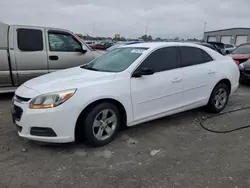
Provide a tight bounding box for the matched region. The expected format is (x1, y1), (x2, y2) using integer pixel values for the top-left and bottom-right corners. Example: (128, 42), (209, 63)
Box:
(81, 66), (100, 71)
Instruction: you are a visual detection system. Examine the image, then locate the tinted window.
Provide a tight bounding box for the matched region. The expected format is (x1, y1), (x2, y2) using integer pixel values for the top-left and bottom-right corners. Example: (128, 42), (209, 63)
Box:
(202, 51), (213, 62)
(48, 32), (81, 52)
(180, 47), (212, 67)
(17, 29), (43, 51)
(137, 47), (180, 72)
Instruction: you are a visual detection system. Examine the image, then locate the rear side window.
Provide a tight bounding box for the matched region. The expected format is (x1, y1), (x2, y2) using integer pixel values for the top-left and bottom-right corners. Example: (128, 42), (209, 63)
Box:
(138, 47), (181, 72)
(180, 46), (213, 67)
(202, 50), (213, 62)
(17, 29), (43, 51)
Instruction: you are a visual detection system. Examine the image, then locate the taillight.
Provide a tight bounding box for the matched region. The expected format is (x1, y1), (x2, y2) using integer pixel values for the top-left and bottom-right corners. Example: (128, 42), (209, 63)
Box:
(234, 60), (240, 66)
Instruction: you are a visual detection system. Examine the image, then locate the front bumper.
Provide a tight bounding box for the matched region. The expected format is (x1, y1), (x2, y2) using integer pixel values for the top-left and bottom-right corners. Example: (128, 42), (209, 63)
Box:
(12, 100), (80, 143)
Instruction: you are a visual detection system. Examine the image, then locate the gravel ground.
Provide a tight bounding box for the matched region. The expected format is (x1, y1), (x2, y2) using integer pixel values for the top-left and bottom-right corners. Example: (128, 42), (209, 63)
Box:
(1, 86), (250, 188)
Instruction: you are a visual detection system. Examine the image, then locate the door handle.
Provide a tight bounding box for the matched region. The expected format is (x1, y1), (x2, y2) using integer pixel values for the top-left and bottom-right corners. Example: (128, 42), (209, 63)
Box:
(49, 55), (59, 61)
(208, 70), (215, 75)
(172, 77), (182, 83)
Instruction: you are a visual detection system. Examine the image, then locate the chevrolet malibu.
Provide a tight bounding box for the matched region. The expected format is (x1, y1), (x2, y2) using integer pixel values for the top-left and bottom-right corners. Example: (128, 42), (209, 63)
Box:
(12, 42), (239, 146)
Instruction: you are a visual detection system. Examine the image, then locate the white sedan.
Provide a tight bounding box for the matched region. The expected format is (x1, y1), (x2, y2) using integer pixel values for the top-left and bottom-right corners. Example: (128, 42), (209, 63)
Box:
(12, 42), (239, 146)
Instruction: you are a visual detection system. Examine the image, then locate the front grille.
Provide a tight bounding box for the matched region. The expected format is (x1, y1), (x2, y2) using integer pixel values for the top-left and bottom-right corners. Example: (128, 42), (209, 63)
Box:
(15, 95), (31, 103)
(13, 105), (23, 121)
(235, 59), (249, 64)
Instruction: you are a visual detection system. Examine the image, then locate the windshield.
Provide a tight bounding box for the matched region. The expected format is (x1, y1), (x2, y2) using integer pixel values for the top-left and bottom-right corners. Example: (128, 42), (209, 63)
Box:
(231, 45), (250, 54)
(82, 47), (148, 72)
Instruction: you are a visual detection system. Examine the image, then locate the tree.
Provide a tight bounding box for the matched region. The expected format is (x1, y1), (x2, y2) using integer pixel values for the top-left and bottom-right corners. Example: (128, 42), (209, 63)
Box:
(174, 37), (179, 41)
(140, 35), (153, 41)
(117, 37), (126, 41)
(148, 35), (152, 41)
(141, 35), (148, 41)
(155, 37), (162, 41)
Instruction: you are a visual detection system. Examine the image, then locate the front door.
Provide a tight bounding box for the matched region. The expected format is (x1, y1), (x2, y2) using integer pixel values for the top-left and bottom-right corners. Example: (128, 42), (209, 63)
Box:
(46, 29), (94, 72)
(13, 26), (49, 85)
(131, 47), (183, 121)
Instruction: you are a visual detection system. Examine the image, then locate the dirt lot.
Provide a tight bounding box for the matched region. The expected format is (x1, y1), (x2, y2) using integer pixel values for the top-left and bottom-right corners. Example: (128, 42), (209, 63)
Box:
(1, 86), (250, 188)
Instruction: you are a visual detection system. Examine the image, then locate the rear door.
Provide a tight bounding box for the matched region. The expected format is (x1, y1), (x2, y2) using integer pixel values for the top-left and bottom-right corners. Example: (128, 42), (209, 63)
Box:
(131, 47), (183, 121)
(45, 29), (94, 72)
(180, 46), (216, 107)
(13, 26), (48, 85)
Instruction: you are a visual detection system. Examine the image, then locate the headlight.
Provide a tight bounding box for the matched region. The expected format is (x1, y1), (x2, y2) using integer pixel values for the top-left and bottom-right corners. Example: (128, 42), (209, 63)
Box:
(29, 89), (76, 109)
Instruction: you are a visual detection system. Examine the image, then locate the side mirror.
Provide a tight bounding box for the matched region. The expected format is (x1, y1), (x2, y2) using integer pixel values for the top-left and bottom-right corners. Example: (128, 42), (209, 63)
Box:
(132, 67), (154, 78)
(76, 45), (87, 53)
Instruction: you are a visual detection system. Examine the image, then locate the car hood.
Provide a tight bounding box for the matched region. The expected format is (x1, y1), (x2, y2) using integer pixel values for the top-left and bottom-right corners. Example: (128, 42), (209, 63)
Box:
(228, 54), (250, 59)
(22, 67), (116, 94)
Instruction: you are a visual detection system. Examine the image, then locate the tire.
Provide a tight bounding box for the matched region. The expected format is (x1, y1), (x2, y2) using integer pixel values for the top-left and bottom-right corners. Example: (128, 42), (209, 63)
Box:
(83, 102), (121, 147)
(207, 83), (229, 113)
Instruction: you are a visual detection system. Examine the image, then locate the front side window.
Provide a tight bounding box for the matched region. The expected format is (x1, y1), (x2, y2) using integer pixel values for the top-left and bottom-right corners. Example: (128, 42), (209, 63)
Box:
(231, 45), (250, 54)
(48, 32), (81, 52)
(17, 29), (43, 51)
(136, 47), (181, 73)
(82, 47), (147, 72)
(180, 46), (213, 67)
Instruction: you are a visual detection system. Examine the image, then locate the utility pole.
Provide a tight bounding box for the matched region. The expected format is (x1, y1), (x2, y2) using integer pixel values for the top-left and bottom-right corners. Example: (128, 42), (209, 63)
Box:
(92, 24), (95, 41)
(144, 20), (148, 42)
(203, 22), (207, 41)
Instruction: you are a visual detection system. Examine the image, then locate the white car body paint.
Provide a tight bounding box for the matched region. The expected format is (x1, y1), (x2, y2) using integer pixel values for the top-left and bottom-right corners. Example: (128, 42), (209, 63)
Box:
(13, 42), (239, 143)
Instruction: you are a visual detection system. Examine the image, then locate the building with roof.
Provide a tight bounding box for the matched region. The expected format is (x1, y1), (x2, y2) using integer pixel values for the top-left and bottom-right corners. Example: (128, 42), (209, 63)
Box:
(204, 28), (250, 46)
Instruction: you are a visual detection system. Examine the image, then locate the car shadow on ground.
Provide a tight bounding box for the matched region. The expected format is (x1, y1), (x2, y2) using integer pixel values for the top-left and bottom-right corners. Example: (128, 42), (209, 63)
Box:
(31, 107), (208, 151)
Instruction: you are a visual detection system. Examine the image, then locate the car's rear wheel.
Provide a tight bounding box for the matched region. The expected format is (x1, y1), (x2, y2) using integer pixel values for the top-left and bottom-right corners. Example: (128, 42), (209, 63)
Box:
(83, 102), (121, 147)
(207, 83), (229, 113)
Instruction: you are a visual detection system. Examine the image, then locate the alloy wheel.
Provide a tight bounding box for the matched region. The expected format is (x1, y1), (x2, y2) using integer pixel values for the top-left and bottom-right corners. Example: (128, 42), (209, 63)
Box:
(92, 109), (117, 141)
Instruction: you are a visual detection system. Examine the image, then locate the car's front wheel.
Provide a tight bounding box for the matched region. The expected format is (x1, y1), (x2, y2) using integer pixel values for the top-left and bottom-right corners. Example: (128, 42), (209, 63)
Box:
(83, 102), (121, 147)
(207, 83), (229, 113)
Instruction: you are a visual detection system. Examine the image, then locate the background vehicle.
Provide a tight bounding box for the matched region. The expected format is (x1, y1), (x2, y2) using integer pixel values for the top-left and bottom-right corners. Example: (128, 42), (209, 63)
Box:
(196, 42), (224, 54)
(239, 59), (250, 82)
(228, 43), (250, 65)
(0, 22), (102, 93)
(90, 42), (113, 50)
(13, 42), (239, 146)
(207, 42), (225, 54)
(224, 44), (236, 54)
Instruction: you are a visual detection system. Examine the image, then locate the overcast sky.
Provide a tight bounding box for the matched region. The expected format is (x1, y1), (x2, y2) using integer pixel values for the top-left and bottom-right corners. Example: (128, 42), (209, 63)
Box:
(1, 0), (250, 39)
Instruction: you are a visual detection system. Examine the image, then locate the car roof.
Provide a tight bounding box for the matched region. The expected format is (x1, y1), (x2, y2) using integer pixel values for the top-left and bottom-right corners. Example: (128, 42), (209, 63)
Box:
(124, 42), (215, 49)
(123, 42), (225, 60)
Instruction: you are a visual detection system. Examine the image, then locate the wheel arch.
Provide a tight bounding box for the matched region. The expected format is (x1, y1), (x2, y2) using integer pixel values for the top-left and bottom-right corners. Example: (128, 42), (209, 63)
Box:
(214, 78), (232, 94)
(207, 78), (232, 104)
(74, 98), (127, 141)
